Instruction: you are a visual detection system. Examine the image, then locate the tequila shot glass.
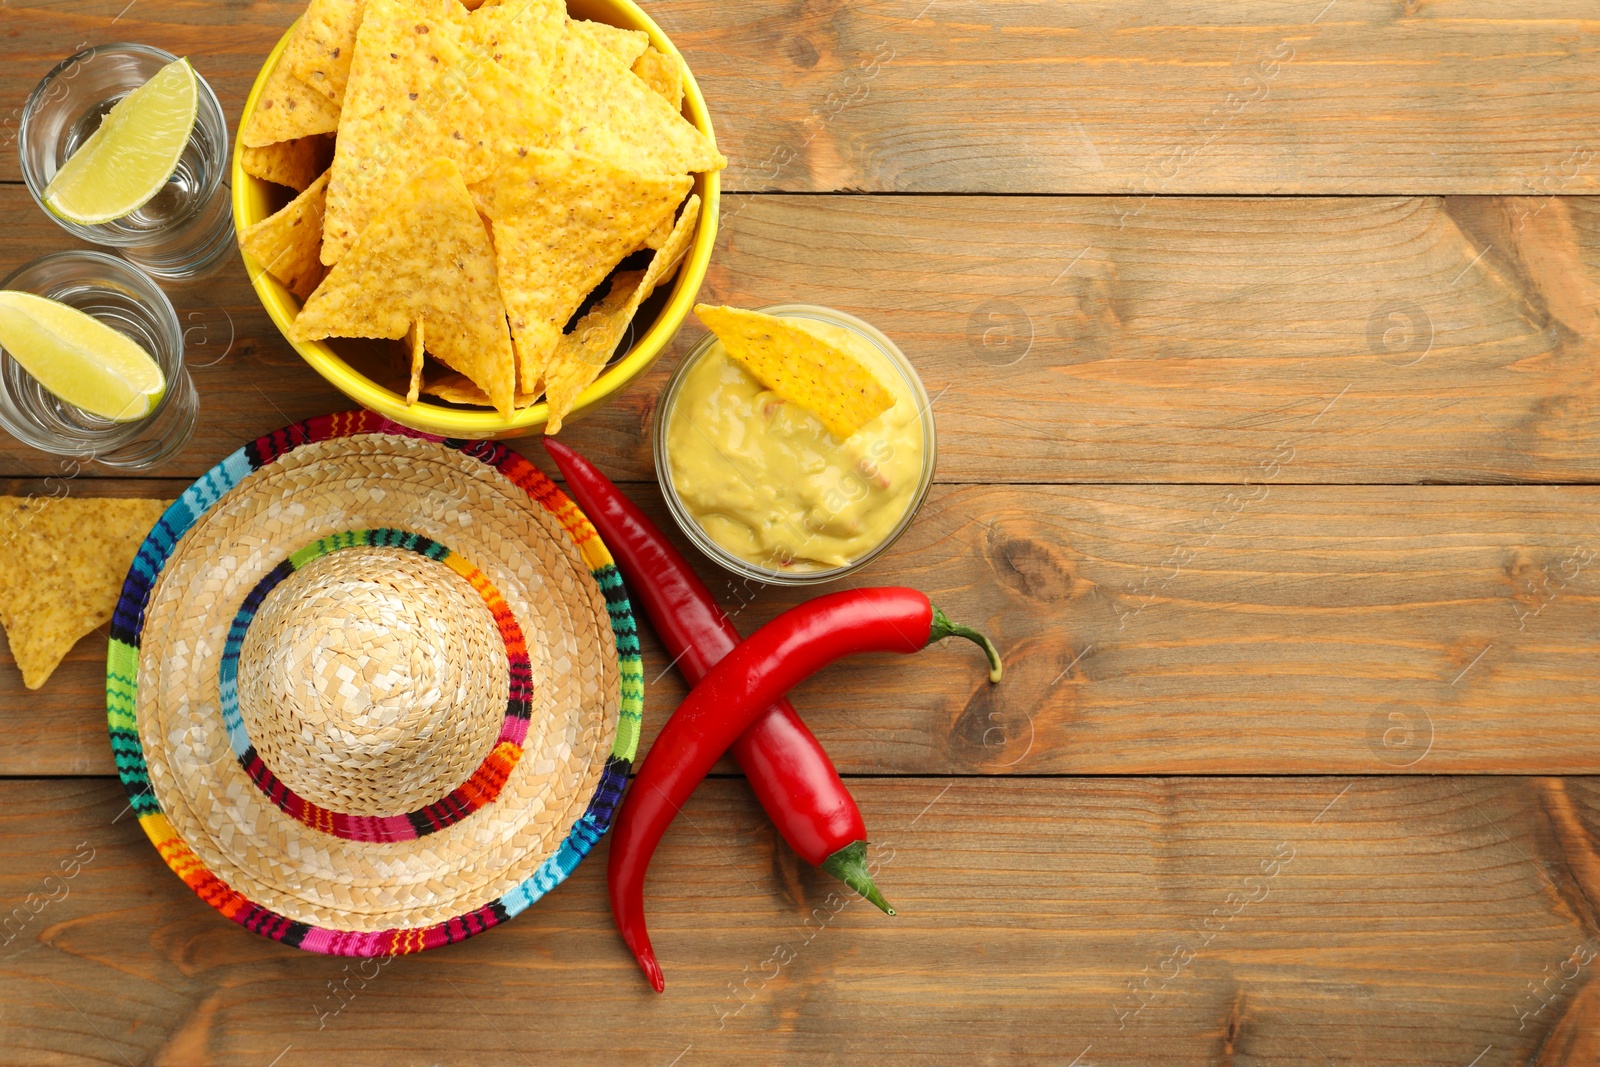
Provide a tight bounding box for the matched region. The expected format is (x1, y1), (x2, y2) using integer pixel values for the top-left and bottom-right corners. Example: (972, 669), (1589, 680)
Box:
(0, 251), (197, 470)
(19, 44), (233, 280)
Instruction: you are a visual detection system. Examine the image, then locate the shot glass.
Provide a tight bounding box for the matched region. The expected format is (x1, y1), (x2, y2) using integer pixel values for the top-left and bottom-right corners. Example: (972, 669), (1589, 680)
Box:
(18, 44), (233, 280)
(0, 251), (197, 470)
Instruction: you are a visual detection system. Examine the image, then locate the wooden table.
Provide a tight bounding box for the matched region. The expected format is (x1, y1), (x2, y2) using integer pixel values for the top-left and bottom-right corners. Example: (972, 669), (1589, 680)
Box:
(4, 1), (1600, 1062)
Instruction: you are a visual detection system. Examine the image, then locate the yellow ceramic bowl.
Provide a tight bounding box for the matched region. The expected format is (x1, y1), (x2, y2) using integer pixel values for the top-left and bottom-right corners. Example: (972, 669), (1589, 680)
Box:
(232, 0), (720, 439)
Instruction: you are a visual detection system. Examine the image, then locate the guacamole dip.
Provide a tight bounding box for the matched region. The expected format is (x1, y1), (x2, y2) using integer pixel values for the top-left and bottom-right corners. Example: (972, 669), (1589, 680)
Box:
(664, 321), (926, 573)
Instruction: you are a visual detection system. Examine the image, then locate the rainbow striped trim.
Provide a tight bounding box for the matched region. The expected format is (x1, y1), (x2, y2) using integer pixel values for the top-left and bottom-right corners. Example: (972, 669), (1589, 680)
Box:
(106, 412), (644, 955)
(218, 529), (533, 843)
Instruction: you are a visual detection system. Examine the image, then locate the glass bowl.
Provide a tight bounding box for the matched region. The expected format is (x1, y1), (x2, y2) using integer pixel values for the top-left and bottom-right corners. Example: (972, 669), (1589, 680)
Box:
(653, 303), (937, 586)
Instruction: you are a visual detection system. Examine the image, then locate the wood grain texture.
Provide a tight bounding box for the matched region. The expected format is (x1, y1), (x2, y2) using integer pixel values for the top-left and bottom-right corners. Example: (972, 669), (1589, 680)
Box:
(2, 187), (1598, 484)
(697, 193), (1600, 485)
(3, 1), (1599, 193)
(671, 0), (1600, 196)
(1, 777), (1598, 1065)
(3, 2), (1596, 1061)
(7, 484), (1597, 777)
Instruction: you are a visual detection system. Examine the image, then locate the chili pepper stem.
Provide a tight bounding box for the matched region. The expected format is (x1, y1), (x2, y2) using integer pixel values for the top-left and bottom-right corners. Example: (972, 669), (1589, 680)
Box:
(929, 605), (1004, 683)
(821, 840), (895, 916)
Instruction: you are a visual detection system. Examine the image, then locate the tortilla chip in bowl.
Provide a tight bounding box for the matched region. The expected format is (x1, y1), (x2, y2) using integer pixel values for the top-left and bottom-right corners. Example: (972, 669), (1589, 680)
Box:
(232, 0), (721, 439)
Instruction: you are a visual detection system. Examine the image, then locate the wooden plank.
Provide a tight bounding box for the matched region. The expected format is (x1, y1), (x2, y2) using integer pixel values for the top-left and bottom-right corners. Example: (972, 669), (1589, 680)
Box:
(6, 484), (1597, 777)
(4, 1), (1600, 193)
(1, 776), (1596, 1064)
(2, 187), (1597, 484)
(679, 0), (1600, 196)
(693, 193), (1600, 485)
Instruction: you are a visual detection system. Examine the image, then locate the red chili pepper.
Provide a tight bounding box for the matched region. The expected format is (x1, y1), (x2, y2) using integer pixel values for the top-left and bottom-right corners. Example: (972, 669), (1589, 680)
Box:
(606, 587), (1001, 991)
(543, 439), (896, 912)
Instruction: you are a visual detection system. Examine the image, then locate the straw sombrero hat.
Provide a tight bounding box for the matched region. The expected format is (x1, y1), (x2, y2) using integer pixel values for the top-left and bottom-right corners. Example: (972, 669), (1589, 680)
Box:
(106, 412), (642, 955)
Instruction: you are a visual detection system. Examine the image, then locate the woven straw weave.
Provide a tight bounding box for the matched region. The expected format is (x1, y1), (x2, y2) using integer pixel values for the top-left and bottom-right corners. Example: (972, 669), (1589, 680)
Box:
(134, 434), (618, 932)
(236, 546), (513, 817)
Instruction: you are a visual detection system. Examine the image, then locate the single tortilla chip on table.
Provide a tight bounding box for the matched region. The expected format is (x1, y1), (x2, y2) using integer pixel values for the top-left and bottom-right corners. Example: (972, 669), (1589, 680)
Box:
(241, 46), (342, 147)
(544, 193), (701, 433)
(567, 19), (649, 67)
(543, 24), (724, 174)
(0, 496), (171, 689)
(321, 0), (557, 265)
(285, 0), (368, 107)
(239, 134), (335, 191)
(471, 148), (691, 393)
(293, 158), (517, 416)
(693, 304), (896, 441)
(631, 46), (684, 111)
(239, 168), (331, 300)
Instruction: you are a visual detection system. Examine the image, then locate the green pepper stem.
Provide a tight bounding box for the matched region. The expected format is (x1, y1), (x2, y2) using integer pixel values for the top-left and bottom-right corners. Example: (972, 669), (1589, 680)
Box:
(929, 604), (1004, 682)
(821, 840), (895, 915)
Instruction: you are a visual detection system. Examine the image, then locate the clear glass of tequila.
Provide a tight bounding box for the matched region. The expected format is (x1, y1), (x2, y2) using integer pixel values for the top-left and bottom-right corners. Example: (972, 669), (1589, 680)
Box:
(0, 251), (197, 470)
(18, 43), (233, 280)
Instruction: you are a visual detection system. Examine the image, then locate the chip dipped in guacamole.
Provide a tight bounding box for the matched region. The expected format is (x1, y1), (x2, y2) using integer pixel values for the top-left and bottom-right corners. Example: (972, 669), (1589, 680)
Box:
(664, 305), (928, 573)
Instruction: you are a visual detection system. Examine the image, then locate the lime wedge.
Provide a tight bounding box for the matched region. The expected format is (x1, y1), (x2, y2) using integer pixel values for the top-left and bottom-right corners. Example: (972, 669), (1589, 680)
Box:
(42, 57), (199, 226)
(0, 292), (165, 421)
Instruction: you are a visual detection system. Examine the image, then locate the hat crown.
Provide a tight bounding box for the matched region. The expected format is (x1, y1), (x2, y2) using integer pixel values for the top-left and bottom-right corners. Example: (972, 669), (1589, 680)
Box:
(236, 546), (510, 818)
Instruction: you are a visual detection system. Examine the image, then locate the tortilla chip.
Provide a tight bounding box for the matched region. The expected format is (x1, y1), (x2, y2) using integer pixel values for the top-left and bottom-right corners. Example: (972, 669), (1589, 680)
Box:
(0, 496), (170, 689)
(645, 194), (702, 287)
(693, 303), (895, 440)
(540, 271), (640, 433)
(321, 0), (557, 264)
(239, 134), (335, 191)
(641, 206), (674, 250)
(469, 0), (565, 83)
(239, 169), (331, 300)
(545, 25), (724, 175)
(286, 0), (368, 107)
(423, 370), (540, 407)
(405, 317), (425, 404)
(545, 194), (700, 433)
(293, 158), (517, 416)
(241, 52), (342, 147)
(632, 46), (684, 111)
(422, 371), (490, 404)
(472, 148), (691, 392)
(568, 20), (649, 67)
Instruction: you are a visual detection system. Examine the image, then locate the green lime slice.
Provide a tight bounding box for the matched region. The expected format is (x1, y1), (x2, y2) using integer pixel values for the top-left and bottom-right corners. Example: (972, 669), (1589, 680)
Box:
(0, 291), (165, 421)
(42, 57), (199, 226)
